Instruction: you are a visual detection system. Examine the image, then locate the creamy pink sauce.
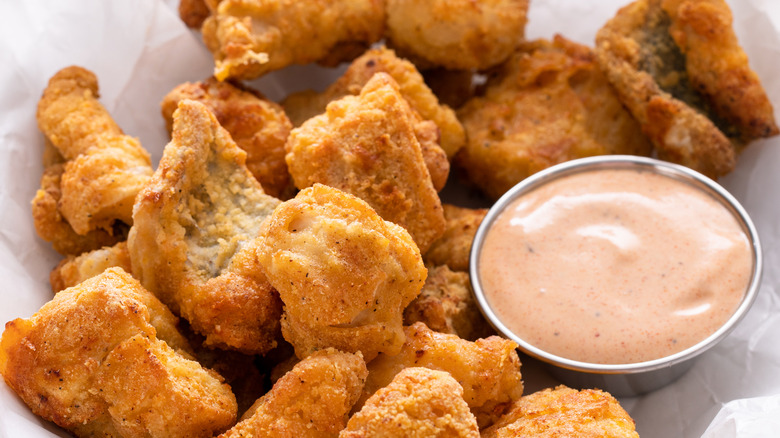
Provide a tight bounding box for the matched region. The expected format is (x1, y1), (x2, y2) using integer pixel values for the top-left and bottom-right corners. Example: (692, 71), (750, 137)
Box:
(478, 168), (752, 364)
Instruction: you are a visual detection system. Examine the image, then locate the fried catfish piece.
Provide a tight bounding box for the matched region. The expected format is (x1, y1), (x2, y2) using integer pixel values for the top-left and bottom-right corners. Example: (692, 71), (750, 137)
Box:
(258, 184), (426, 361)
(50, 241), (132, 292)
(36, 66), (153, 237)
(359, 322), (523, 428)
(161, 78), (294, 199)
(202, 0), (385, 81)
(285, 73), (446, 253)
(482, 386), (639, 438)
(129, 99), (282, 354)
(423, 204), (487, 272)
(457, 36), (653, 200)
(219, 348), (367, 438)
(385, 0), (529, 70)
(282, 46), (465, 160)
(341, 368), (479, 438)
(595, 0), (778, 179)
(0, 268), (236, 438)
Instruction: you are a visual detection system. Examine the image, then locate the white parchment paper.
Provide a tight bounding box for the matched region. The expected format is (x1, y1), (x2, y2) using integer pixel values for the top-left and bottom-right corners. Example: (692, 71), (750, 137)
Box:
(0, 1), (777, 437)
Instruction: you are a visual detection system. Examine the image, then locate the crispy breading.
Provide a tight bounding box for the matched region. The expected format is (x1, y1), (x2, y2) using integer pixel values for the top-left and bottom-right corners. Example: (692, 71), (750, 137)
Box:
(285, 73), (446, 253)
(403, 265), (493, 341)
(595, 0), (778, 179)
(50, 241), (132, 292)
(36, 66), (152, 236)
(0, 268), (235, 438)
(423, 204), (487, 272)
(359, 322), (523, 428)
(179, 0), (212, 28)
(341, 367), (479, 438)
(129, 99), (283, 354)
(161, 77), (294, 199)
(282, 46), (465, 160)
(201, 0), (385, 81)
(385, 0), (529, 70)
(219, 348), (367, 438)
(482, 386), (639, 438)
(457, 36), (653, 200)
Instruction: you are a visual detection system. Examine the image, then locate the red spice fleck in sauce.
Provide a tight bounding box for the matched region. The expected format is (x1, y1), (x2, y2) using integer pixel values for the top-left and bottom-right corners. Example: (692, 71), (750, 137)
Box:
(478, 168), (752, 364)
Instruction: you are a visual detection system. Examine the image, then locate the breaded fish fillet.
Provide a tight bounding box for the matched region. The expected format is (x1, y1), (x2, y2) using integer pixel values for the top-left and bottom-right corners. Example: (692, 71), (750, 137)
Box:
(50, 241), (132, 293)
(423, 204), (487, 272)
(219, 348), (367, 438)
(258, 184), (426, 361)
(341, 367), (479, 438)
(285, 73), (446, 253)
(0, 268), (236, 438)
(129, 99), (282, 354)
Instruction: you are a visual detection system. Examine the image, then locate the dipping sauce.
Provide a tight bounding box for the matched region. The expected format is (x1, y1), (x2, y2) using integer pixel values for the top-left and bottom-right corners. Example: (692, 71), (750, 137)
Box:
(478, 167), (752, 364)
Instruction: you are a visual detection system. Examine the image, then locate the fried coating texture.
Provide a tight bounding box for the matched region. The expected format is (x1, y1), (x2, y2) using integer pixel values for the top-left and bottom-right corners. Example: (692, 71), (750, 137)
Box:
(360, 322), (523, 428)
(35, 66), (153, 237)
(0, 268), (236, 438)
(179, 0), (212, 28)
(282, 47), (465, 160)
(219, 348), (367, 438)
(457, 36), (653, 200)
(403, 265), (493, 341)
(202, 0), (385, 81)
(258, 184), (426, 361)
(423, 204), (487, 272)
(595, 0), (778, 179)
(385, 0), (529, 70)
(482, 386), (639, 438)
(285, 73), (446, 253)
(341, 367), (479, 438)
(50, 241), (132, 292)
(161, 77), (294, 199)
(129, 99), (282, 354)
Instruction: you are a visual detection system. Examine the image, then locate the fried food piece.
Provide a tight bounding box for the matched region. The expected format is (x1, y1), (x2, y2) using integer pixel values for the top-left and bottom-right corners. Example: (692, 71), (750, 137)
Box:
(457, 36), (653, 200)
(0, 268), (236, 438)
(258, 184), (426, 361)
(129, 99), (282, 354)
(219, 348), (367, 438)
(385, 0), (529, 70)
(403, 265), (493, 341)
(422, 68), (477, 110)
(482, 386), (639, 438)
(161, 77), (294, 199)
(282, 46), (465, 160)
(202, 0), (385, 81)
(50, 241), (132, 292)
(423, 204), (487, 272)
(595, 0), (778, 179)
(285, 73), (446, 253)
(36, 66), (153, 236)
(341, 367), (479, 438)
(179, 0), (212, 28)
(360, 322), (523, 428)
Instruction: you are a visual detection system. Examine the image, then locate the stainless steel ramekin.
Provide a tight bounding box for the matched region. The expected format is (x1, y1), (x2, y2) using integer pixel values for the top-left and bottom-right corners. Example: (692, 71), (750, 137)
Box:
(469, 155), (763, 397)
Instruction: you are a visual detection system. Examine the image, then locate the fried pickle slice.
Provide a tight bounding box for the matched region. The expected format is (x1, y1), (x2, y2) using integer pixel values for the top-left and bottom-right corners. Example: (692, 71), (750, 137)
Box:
(360, 322), (523, 428)
(595, 0), (778, 179)
(285, 73), (446, 253)
(219, 348), (367, 438)
(482, 386), (639, 438)
(50, 241), (132, 293)
(341, 367), (479, 438)
(0, 268), (236, 438)
(161, 77), (294, 199)
(457, 36), (653, 200)
(129, 99), (282, 354)
(423, 204), (487, 272)
(202, 0), (385, 81)
(258, 184), (426, 361)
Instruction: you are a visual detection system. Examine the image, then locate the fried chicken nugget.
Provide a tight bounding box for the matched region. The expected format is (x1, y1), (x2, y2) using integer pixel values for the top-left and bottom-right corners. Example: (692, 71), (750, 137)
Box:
(595, 0), (778, 179)
(129, 99), (282, 354)
(202, 0), (385, 81)
(285, 73), (446, 253)
(0, 268), (236, 438)
(50, 241), (132, 292)
(423, 204), (487, 272)
(341, 367), (479, 438)
(385, 0), (529, 70)
(481, 386), (639, 438)
(359, 322), (523, 428)
(258, 184), (426, 361)
(161, 77), (294, 199)
(219, 348), (367, 438)
(457, 36), (653, 200)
